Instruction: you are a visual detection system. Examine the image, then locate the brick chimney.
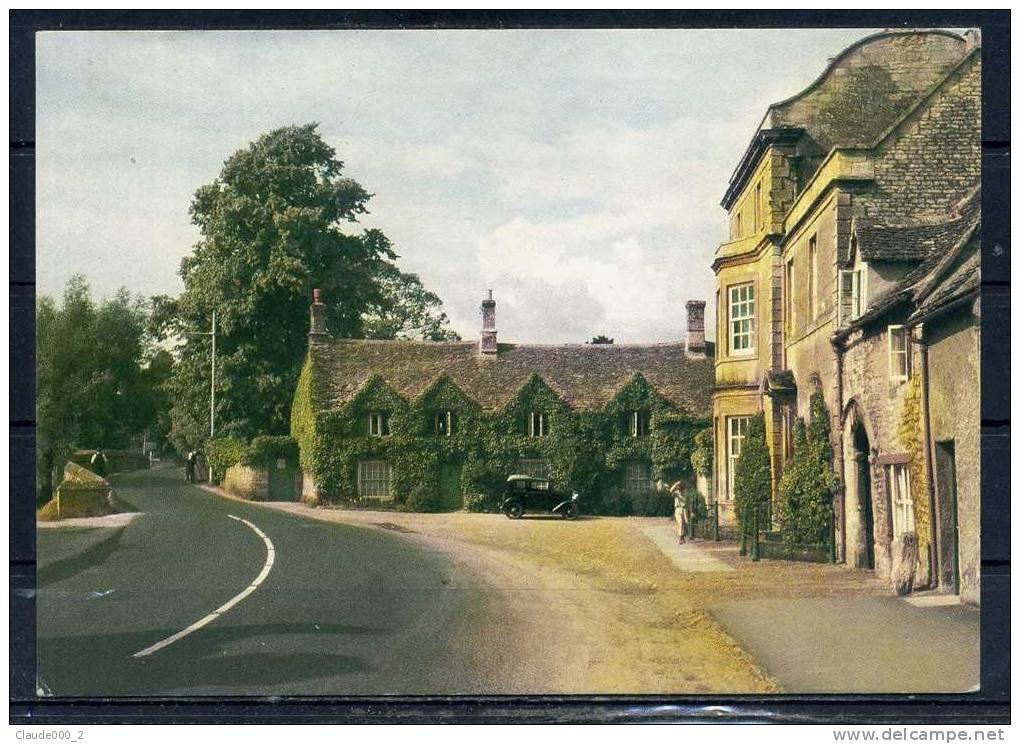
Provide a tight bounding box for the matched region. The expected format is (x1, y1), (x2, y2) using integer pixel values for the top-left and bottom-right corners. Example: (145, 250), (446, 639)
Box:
(685, 300), (706, 359)
(308, 288), (330, 345)
(480, 290), (497, 355)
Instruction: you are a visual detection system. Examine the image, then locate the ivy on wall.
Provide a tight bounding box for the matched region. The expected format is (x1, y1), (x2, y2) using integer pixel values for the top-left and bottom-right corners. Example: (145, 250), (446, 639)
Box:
(290, 357), (708, 514)
(897, 374), (931, 553)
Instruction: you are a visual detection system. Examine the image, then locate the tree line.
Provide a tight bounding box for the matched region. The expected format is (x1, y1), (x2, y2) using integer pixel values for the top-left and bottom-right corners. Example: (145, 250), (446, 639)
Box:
(37, 124), (458, 503)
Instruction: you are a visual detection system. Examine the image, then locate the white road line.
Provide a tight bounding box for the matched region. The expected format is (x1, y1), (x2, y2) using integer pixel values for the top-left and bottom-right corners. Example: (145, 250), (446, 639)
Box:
(131, 514), (275, 658)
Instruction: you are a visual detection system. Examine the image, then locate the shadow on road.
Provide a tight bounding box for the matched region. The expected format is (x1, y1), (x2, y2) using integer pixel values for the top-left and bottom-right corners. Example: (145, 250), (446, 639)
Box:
(38, 527), (128, 588)
(39, 621), (384, 696)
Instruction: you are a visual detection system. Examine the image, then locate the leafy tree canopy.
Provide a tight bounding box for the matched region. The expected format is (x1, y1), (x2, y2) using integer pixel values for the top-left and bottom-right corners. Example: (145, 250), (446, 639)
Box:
(36, 276), (169, 503)
(157, 124), (457, 450)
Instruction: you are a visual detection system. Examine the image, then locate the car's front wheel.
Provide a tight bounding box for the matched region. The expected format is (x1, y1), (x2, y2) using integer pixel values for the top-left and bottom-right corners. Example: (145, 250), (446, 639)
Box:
(562, 502), (579, 520)
(504, 500), (524, 519)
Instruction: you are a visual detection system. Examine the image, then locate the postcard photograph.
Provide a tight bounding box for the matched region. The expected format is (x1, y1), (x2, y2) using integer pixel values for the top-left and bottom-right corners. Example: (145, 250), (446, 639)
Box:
(32, 25), (982, 698)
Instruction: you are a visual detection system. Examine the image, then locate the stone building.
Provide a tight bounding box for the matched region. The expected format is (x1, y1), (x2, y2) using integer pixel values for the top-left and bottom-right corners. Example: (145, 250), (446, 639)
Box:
(293, 291), (714, 512)
(710, 28), (981, 601)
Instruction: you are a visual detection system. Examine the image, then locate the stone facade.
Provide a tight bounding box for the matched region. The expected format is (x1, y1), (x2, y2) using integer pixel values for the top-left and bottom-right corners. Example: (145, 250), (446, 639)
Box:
(223, 461), (302, 501)
(710, 29), (980, 602)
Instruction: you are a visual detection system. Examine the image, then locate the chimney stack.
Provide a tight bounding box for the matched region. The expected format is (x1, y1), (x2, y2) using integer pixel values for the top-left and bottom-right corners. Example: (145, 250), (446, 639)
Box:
(685, 300), (706, 359)
(480, 290), (497, 355)
(309, 288), (330, 345)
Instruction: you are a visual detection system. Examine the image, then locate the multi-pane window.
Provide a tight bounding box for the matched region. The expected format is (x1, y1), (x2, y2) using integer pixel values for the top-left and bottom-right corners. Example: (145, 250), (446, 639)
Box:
(623, 461), (653, 496)
(368, 412), (390, 437)
(358, 460), (392, 499)
(839, 266), (866, 325)
(629, 410), (651, 437)
(726, 416), (751, 501)
(887, 463), (914, 539)
(517, 458), (550, 479)
(435, 410), (458, 437)
(528, 411), (548, 437)
(888, 326), (910, 382)
(728, 283), (755, 355)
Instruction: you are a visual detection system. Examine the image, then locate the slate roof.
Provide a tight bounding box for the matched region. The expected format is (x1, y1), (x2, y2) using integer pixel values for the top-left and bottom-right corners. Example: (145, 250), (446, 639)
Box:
(837, 195), (980, 336)
(853, 187), (981, 263)
(309, 339), (715, 416)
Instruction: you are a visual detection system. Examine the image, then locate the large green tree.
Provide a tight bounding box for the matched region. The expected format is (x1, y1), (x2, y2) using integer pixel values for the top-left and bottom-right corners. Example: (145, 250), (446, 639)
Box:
(36, 276), (167, 503)
(157, 124), (456, 451)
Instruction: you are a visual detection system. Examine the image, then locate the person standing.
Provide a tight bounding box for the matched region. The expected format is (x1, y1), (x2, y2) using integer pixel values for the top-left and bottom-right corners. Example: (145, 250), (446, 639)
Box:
(186, 451), (196, 483)
(670, 480), (688, 544)
(89, 450), (108, 477)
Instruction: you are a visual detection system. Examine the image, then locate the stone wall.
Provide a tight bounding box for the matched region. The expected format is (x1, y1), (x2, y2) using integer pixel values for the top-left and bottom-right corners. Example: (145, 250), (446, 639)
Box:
(55, 462), (114, 518)
(223, 463), (268, 500)
(925, 304), (981, 604)
(224, 462), (303, 502)
(862, 53), (981, 224)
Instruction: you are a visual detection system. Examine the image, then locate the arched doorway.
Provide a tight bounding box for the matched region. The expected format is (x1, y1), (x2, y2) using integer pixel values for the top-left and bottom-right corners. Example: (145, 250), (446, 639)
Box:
(843, 402), (875, 569)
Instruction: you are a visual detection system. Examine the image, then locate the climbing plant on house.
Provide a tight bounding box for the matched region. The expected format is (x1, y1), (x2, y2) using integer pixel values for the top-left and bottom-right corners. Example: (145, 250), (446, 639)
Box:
(289, 356), (709, 515)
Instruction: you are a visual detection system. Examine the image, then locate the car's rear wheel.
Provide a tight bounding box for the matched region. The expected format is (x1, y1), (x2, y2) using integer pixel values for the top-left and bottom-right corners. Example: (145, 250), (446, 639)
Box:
(562, 502), (579, 520)
(504, 501), (524, 519)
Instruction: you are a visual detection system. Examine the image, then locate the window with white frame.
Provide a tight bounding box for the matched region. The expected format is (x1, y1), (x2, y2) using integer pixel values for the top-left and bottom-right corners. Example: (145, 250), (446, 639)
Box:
(623, 461), (653, 496)
(358, 460), (392, 499)
(629, 410), (651, 437)
(368, 412), (390, 437)
(886, 463), (914, 539)
(517, 458), (550, 479)
(528, 411), (548, 437)
(728, 283), (755, 355)
(435, 410), (458, 437)
(838, 266), (866, 325)
(888, 325), (910, 382)
(726, 416), (751, 501)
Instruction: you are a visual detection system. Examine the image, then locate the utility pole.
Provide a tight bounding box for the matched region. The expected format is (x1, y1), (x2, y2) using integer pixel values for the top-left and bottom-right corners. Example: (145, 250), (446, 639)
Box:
(185, 308), (217, 483)
(210, 309), (216, 439)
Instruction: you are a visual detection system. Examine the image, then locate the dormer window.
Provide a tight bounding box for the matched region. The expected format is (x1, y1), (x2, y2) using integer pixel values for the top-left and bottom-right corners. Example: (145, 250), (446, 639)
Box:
(528, 411), (548, 437)
(839, 265), (867, 325)
(435, 410), (458, 437)
(629, 411), (651, 437)
(368, 412), (390, 437)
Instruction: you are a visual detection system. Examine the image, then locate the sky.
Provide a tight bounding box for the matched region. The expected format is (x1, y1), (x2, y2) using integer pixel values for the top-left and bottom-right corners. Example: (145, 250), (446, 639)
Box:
(36, 27), (889, 344)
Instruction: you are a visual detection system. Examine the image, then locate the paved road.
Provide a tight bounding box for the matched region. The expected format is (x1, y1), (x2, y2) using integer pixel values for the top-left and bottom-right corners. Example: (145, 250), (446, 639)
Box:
(37, 468), (527, 696)
(710, 596), (980, 693)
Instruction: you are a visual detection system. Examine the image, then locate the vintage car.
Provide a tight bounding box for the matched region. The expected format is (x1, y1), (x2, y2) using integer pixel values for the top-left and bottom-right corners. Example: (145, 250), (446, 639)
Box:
(501, 474), (580, 519)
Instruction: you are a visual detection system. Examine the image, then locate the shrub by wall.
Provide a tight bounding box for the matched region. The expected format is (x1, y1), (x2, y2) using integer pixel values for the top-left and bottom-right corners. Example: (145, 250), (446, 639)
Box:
(206, 437), (247, 484)
(733, 413), (772, 537)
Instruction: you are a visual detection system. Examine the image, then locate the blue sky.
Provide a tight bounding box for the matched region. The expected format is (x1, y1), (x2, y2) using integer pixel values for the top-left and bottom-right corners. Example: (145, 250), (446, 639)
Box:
(37, 28), (888, 343)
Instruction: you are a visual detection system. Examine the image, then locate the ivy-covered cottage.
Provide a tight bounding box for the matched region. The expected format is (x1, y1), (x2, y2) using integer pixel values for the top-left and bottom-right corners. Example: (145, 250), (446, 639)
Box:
(292, 291), (714, 513)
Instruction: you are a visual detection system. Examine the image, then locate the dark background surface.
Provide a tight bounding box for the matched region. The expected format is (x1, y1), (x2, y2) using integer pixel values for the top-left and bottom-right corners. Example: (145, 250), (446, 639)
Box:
(9, 8), (1010, 724)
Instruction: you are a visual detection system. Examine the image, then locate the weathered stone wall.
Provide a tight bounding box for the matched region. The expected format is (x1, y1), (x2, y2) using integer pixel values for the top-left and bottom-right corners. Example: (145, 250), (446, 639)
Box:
(55, 462), (114, 518)
(769, 31), (968, 155)
(860, 53), (981, 224)
(223, 463), (268, 500)
(840, 323), (923, 583)
(925, 303), (981, 604)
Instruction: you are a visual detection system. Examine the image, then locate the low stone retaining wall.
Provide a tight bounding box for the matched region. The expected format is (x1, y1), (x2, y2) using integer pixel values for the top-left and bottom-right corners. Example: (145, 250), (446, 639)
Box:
(55, 462), (114, 519)
(224, 462), (302, 501)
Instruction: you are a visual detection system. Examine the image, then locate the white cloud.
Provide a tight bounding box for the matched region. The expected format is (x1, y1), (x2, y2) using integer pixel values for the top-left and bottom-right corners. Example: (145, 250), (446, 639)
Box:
(34, 27), (891, 343)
